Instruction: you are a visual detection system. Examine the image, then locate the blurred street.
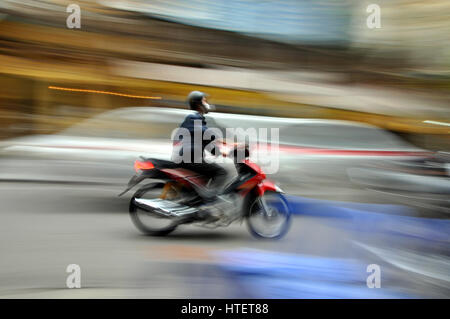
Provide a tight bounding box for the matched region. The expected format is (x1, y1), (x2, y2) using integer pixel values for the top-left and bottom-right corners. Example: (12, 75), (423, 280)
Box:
(0, 181), (448, 298)
(0, 181), (350, 298)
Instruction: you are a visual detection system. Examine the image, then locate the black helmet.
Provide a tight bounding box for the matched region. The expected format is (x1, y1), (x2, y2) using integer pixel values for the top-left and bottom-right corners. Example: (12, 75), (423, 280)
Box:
(187, 91), (206, 110)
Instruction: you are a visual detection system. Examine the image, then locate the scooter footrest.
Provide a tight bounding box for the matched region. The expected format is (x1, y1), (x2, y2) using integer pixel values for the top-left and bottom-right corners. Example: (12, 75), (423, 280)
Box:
(134, 198), (197, 217)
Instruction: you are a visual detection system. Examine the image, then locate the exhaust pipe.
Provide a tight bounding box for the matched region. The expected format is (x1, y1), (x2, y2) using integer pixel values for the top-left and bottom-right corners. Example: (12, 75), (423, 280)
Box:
(133, 198), (197, 217)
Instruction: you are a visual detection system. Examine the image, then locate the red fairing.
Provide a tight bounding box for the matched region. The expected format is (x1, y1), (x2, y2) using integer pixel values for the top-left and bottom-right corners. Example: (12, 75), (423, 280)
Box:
(160, 168), (206, 187)
(243, 159), (266, 178)
(256, 179), (277, 196)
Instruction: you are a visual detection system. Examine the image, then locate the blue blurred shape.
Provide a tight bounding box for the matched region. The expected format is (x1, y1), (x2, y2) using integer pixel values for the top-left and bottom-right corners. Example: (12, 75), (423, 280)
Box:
(213, 249), (415, 298)
(284, 195), (414, 217)
(284, 195), (450, 243)
(348, 211), (450, 243)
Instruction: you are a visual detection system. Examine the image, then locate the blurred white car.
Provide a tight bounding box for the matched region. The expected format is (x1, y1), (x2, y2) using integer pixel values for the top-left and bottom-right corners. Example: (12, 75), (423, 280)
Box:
(0, 107), (430, 199)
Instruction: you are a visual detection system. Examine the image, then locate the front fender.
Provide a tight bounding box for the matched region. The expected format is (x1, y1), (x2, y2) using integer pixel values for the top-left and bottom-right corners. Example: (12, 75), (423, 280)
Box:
(255, 179), (284, 196)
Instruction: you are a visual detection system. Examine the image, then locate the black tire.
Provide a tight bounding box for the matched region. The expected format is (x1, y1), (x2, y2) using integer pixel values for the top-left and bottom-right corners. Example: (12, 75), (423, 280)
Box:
(246, 191), (291, 239)
(129, 182), (178, 236)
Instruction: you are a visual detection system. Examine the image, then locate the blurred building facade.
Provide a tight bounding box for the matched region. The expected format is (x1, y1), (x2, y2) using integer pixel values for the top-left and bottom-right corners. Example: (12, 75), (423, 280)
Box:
(0, 0), (448, 148)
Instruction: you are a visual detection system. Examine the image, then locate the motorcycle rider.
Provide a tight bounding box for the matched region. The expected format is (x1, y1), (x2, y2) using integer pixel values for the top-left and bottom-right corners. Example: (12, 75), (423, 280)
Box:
(172, 91), (228, 202)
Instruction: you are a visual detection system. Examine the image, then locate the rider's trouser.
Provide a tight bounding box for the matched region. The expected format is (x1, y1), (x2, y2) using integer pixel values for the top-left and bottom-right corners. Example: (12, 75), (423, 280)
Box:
(179, 162), (227, 193)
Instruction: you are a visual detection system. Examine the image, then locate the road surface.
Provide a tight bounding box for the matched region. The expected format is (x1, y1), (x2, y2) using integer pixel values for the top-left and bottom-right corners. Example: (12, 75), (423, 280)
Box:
(0, 182), (447, 298)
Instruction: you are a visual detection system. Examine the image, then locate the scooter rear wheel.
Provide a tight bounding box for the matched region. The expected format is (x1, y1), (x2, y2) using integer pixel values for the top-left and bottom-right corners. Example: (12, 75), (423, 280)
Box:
(129, 182), (178, 236)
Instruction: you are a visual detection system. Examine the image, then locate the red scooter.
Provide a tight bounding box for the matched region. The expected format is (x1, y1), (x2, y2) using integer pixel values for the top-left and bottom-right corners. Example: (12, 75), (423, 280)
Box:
(119, 143), (291, 239)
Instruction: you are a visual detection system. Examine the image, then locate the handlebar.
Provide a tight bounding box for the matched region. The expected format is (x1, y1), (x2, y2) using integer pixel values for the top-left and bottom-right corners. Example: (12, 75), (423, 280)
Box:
(216, 140), (250, 160)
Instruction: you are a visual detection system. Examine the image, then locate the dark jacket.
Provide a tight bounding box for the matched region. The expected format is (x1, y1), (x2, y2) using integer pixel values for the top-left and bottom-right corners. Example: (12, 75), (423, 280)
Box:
(173, 112), (216, 163)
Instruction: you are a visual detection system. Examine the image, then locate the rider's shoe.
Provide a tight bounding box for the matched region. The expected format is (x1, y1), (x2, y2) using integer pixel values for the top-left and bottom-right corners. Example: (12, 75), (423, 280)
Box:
(195, 194), (233, 222)
(195, 200), (219, 221)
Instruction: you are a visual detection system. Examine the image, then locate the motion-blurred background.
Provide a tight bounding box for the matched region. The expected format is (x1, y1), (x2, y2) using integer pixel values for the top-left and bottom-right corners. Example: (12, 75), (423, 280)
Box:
(0, 0), (448, 299)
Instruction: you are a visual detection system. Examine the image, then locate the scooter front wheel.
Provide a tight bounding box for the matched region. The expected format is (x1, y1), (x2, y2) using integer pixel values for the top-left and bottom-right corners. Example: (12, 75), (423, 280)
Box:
(247, 191), (291, 239)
